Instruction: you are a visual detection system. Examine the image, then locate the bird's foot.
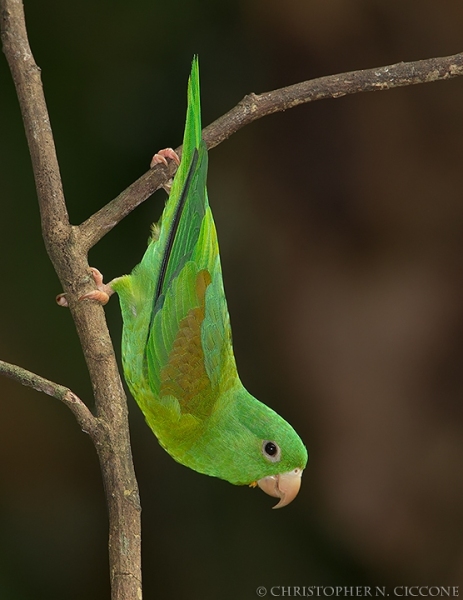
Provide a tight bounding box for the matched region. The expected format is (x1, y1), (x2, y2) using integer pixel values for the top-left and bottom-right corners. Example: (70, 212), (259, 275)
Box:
(150, 148), (180, 194)
(56, 293), (69, 307)
(150, 147), (180, 168)
(80, 268), (114, 305)
(56, 267), (115, 307)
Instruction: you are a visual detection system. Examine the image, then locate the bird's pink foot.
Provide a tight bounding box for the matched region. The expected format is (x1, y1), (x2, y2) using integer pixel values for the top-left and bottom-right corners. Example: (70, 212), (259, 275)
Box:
(150, 148), (180, 194)
(56, 267), (114, 307)
(79, 268), (114, 305)
(149, 147), (180, 169)
(56, 293), (69, 307)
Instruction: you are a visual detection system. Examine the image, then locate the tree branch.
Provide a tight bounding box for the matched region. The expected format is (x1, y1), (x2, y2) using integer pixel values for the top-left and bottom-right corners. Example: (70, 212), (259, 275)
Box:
(79, 51), (463, 250)
(0, 359), (98, 437)
(0, 2), (142, 599)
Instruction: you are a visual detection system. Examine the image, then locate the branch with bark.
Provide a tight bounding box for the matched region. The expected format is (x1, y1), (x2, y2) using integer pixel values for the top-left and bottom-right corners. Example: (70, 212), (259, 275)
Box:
(1, 0), (463, 599)
(0, 359), (98, 436)
(1, 2), (142, 599)
(80, 51), (463, 250)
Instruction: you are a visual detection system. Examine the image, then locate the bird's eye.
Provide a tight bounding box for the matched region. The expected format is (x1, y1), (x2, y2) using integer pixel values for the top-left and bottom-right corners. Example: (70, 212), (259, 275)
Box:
(262, 440), (281, 463)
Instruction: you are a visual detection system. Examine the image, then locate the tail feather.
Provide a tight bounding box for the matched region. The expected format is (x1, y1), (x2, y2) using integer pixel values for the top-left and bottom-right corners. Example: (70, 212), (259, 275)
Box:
(112, 56), (209, 397)
(168, 56), (202, 203)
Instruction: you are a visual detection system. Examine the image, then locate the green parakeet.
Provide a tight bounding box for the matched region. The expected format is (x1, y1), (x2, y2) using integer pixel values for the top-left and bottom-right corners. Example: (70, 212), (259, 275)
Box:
(110, 58), (308, 507)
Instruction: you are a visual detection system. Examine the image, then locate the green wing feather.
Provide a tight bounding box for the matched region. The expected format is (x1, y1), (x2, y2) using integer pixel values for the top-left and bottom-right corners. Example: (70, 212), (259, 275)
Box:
(112, 58), (236, 444)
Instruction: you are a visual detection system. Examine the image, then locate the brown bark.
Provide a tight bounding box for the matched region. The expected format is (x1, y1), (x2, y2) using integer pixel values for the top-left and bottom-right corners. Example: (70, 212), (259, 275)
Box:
(0, 2), (142, 599)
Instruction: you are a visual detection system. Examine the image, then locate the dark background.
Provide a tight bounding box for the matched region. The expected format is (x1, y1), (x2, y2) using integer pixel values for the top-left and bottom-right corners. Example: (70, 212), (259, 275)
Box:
(1, 1), (463, 598)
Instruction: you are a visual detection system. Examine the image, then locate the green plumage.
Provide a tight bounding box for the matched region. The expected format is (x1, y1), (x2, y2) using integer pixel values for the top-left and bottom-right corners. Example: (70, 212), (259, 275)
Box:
(112, 58), (307, 495)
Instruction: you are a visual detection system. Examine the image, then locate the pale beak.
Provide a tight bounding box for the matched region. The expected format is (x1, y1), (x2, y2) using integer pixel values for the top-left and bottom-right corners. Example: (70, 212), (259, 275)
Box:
(257, 468), (303, 509)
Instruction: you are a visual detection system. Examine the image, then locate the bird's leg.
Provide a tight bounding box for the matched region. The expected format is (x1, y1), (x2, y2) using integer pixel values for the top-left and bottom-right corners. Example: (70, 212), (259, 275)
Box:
(80, 267), (115, 304)
(56, 267), (115, 307)
(57, 148), (181, 308)
(150, 147), (180, 194)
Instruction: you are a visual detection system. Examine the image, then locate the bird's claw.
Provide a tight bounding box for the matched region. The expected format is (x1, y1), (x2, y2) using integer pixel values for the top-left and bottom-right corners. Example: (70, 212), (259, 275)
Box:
(79, 267), (114, 305)
(150, 147), (180, 169)
(56, 267), (114, 307)
(150, 148), (180, 194)
(56, 293), (69, 307)
(79, 289), (111, 305)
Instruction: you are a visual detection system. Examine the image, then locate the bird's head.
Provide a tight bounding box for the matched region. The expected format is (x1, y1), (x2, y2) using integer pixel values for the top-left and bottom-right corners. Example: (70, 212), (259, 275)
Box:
(188, 389), (308, 508)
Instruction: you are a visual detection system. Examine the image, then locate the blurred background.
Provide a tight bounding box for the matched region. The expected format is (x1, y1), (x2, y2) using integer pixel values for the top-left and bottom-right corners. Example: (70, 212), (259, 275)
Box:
(1, 0), (463, 598)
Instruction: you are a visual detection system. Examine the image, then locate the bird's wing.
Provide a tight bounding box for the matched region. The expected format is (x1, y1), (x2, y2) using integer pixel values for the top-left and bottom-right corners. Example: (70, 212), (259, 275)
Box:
(145, 142), (237, 419)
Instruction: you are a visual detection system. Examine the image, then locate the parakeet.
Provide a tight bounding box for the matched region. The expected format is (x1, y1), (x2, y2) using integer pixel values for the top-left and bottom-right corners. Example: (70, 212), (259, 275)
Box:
(98, 58), (307, 507)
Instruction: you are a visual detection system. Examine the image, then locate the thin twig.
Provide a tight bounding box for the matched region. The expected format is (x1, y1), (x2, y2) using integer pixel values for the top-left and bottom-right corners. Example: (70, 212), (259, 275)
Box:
(0, 359), (98, 436)
(79, 51), (463, 250)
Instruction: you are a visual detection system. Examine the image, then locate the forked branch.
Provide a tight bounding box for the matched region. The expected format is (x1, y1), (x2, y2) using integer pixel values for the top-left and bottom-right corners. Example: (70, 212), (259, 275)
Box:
(1, 2), (142, 600)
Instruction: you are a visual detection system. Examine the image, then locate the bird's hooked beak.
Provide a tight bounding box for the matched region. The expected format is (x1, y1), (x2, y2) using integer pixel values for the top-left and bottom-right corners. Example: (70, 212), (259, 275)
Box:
(256, 468), (303, 509)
